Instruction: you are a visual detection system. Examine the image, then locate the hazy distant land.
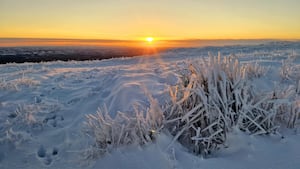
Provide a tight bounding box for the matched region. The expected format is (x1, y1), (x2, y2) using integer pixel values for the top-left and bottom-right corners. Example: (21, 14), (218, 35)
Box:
(0, 38), (299, 64)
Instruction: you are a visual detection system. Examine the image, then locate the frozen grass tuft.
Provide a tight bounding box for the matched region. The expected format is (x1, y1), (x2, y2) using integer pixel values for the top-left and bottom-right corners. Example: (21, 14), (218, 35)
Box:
(0, 101), (62, 149)
(83, 98), (164, 159)
(0, 76), (40, 91)
(242, 62), (268, 79)
(163, 53), (289, 156)
(272, 85), (300, 128)
(0, 78), (19, 91)
(280, 57), (300, 82)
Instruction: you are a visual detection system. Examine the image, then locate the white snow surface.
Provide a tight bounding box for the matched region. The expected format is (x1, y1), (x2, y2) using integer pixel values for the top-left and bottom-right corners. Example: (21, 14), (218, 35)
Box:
(0, 42), (300, 169)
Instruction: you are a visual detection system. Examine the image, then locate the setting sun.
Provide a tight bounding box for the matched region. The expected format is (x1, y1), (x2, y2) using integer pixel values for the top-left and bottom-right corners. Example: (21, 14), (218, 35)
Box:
(146, 37), (154, 43)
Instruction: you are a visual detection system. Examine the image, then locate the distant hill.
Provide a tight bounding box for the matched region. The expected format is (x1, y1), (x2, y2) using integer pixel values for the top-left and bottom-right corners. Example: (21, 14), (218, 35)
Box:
(0, 46), (165, 64)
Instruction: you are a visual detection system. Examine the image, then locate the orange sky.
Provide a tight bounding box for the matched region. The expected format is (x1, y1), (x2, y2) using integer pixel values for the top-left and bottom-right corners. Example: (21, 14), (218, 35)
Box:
(1, 0), (300, 41)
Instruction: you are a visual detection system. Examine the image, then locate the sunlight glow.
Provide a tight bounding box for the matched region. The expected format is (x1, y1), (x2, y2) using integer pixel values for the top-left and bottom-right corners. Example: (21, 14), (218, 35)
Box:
(146, 37), (154, 43)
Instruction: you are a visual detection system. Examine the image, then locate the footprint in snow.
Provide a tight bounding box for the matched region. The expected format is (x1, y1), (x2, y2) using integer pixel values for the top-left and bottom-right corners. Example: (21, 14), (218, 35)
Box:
(37, 145), (59, 166)
(37, 145), (46, 158)
(43, 113), (64, 128)
(67, 97), (81, 105)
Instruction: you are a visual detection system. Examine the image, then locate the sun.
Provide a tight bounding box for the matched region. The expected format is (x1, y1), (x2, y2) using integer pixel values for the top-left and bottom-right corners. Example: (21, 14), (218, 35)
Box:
(146, 37), (154, 43)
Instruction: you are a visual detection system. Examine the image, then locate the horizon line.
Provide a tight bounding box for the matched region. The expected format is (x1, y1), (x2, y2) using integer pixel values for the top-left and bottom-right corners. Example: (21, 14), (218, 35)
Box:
(1, 37), (299, 48)
(1, 37), (300, 41)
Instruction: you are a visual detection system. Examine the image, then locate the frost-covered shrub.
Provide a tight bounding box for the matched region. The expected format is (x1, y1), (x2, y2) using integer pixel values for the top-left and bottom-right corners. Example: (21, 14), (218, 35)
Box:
(280, 57), (300, 82)
(0, 76), (40, 91)
(241, 62), (268, 79)
(13, 77), (40, 87)
(0, 128), (31, 148)
(1, 101), (61, 146)
(0, 78), (19, 91)
(288, 100), (300, 128)
(0, 104), (44, 148)
(6, 104), (42, 130)
(277, 57), (300, 128)
(83, 96), (164, 159)
(237, 93), (279, 135)
(272, 85), (300, 128)
(164, 54), (279, 156)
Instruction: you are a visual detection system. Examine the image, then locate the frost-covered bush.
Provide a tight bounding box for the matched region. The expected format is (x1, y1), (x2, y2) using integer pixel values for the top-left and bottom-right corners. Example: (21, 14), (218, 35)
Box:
(83, 96), (164, 159)
(0, 104), (43, 148)
(164, 54), (279, 156)
(272, 85), (300, 128)
(14, 77), (40, 87)
(280, 57), (300, 82)
(6, 104), (42, 130)
(277, 57), (300, 128)
(288, 100), (300, 128)
(0, 78), (19, 91)
(0, 100), (62, 149)
(0, 76), (40, 91)
(242, 62), (268, 79)
(0, 128), (31, 148)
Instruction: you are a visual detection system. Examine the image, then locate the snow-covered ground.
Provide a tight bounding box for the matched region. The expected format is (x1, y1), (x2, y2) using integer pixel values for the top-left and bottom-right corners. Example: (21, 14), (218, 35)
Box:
(0, 41), (299, 169)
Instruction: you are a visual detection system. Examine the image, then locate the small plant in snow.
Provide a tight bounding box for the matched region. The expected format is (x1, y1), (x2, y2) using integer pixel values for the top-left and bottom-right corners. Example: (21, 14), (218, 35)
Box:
(83, 98), (164, 159)
(0, 104), (40, 147)
(241, 62), (268, 79)
(0, 78), (19, 91)
(272, 85), (300, 128)
(2, 101), (60, 140)
(0, 76), (40, 91)
(280, 57), (300, 82)
(13, 77), (40, 87)
(288, 100), (300, 128)
(0, 128), (31, 147)
(5, 104), (39, 129)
